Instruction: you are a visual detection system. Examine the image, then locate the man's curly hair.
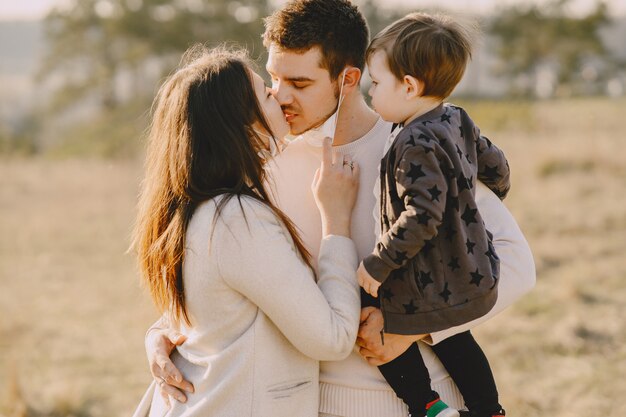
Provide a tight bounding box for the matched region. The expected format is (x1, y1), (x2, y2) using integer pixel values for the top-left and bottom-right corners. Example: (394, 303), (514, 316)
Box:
(263, 0), (369, 79)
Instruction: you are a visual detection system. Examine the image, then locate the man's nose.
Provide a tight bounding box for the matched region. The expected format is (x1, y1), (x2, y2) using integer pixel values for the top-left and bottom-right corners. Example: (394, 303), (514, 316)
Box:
(271, 84), (293, 106)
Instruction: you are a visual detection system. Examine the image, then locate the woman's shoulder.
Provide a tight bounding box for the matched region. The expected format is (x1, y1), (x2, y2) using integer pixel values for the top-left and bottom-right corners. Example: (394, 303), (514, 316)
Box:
(195, 194), (278, 227)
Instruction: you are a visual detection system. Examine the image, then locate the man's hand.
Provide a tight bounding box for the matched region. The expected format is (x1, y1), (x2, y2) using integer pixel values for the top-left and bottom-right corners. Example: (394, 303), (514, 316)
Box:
(356, 307), (427, 366)
(357, 262), (381, 298)
(146, 328), (194, 406)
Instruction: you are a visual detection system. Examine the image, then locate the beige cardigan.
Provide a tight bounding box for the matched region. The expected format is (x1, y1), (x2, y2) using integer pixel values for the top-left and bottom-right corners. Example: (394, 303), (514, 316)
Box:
(133, 195), (360, 417)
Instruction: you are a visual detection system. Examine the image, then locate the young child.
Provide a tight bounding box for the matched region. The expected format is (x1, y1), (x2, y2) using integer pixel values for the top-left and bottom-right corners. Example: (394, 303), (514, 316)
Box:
(357, 13), (510, 417)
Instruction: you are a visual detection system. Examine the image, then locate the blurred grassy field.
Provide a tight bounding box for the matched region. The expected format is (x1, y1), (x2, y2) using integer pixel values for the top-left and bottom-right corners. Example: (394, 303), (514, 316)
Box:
(1, 97), (625, 416)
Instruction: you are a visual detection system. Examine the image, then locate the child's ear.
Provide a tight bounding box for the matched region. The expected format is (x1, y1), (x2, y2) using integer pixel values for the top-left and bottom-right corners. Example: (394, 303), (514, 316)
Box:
(403, 75), (424, 99)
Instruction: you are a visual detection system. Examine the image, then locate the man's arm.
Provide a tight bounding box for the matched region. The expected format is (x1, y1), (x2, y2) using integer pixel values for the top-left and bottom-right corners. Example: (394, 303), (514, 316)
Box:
(144, 316), (194, 404)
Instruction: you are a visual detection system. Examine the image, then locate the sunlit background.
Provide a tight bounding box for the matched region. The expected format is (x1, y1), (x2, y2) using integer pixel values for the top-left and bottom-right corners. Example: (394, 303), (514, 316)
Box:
(1, 1), (625, 416)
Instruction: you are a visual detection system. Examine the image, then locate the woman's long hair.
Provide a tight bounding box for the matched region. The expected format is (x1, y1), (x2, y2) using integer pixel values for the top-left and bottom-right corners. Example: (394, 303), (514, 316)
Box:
(131, 45), (312, 326)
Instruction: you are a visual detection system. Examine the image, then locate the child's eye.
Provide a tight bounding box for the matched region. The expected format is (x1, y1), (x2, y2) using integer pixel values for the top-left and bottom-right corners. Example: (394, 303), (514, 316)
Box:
(371, 81), (378, 86)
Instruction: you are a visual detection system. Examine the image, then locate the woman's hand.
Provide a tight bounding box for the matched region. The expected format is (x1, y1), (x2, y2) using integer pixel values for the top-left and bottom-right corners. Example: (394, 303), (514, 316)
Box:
(311, 137), (359, 238)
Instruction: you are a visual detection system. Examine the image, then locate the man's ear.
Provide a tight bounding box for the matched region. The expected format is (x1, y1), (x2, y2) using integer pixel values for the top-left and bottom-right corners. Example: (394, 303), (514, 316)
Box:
(403, 75), (424, 99)
(341, 67), (362, 94)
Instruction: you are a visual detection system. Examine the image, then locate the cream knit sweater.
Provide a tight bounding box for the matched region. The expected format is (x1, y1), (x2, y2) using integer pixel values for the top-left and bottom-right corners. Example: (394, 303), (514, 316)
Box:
(133, 196), (361, 417)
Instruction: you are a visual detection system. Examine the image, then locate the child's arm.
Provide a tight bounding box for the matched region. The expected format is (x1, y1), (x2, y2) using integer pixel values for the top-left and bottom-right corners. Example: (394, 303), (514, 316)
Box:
(362, 141), (448, 285)
(455, 105), (510, 198)
(475, 127), (511, 199)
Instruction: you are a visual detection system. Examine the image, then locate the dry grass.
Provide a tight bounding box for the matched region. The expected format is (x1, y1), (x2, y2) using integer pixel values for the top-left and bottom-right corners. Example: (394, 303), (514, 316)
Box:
(0, 159), (156, 416)
(1, 97), (625, 416)
(465, 97), (626, 416)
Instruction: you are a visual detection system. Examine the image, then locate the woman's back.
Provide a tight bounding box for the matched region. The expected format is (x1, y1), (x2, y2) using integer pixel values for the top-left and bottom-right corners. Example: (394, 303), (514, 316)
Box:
(141, 195), (360, 417)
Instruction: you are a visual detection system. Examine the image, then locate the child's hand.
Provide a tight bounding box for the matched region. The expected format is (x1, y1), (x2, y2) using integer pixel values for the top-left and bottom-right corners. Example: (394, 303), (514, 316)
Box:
(357, 262), (381, 298)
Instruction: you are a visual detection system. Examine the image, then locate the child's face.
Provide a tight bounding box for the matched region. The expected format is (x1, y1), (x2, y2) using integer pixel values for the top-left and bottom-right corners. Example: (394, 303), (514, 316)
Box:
(367, 50), (414, 124)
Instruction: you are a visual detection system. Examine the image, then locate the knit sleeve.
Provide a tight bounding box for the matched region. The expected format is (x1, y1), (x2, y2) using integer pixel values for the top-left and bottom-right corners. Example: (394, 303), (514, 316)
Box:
(362, 142), (448, 282)
(215, 197), (360, 361)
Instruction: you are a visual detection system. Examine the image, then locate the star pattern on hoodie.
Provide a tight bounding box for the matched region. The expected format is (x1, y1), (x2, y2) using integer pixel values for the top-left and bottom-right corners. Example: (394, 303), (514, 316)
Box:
(469, 269), (484, 287)
(371, 104), (509, 332)
(381, 287), (394, 301)
(457, 174), (472, 192)
(447, 257), (461, 271)
(461, 205), (478, 226)
(403, 300), (418, 314)
(439, 282), (452, 302)
(420, 270), (434, 288)
(481, 165), (500, 179)
(419, 133), (434, 143)
(392, 227), (408, 240)
(393, 250), (408, 264)
(407, 163), (426, 183)
(422, 239), (434, 255)
(466, 238), (476, 254)
(456, 144), (464, 160)
(416, 211), (432, 226)
(427, 185), (442, 202)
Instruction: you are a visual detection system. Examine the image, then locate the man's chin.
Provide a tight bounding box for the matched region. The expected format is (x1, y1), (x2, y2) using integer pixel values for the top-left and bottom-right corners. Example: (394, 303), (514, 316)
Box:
(289, 118), (318, 136)
(288, 125), (307, 136)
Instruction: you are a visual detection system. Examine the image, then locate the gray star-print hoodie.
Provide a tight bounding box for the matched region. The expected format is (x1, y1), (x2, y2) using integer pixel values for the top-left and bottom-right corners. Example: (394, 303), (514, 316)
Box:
(363, 103), (510, 335)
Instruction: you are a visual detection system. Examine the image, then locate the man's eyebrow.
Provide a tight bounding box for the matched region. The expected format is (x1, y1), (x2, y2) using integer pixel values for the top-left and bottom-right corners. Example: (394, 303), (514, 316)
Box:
(285, 76), (314, 83)
(265, 68), (315, 83)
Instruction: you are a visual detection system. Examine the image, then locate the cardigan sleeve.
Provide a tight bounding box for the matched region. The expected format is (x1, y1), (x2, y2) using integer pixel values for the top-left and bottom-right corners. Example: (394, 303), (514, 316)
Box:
(214, 197), (360, 361)
(426, 182), (535, 345)
(362, 142), (448, 282)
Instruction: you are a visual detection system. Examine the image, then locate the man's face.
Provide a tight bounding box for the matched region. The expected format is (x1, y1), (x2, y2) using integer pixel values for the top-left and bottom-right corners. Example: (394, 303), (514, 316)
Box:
(266, 44), (340, 136)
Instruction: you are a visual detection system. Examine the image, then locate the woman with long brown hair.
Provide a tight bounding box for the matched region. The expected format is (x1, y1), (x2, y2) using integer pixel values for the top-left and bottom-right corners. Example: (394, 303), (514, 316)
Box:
(131, 45), (361, 417)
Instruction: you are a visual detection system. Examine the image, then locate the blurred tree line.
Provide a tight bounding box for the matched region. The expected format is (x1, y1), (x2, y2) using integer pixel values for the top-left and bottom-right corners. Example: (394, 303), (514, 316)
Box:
(38, 0), (400, 113)
(2, 0), (623, 157)
(30, 0), (277, 157)
(40, 0), (273, 113)
(489, 0), (622, 97)
(22, 0), (403, 157)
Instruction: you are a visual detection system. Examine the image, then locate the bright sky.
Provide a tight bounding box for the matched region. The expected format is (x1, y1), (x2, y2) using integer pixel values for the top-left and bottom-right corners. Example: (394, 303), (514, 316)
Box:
(0, 0), (624, 20)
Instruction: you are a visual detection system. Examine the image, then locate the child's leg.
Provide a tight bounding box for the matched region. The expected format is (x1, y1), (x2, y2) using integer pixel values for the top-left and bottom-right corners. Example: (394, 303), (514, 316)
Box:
(431, 331), (505, 417)
(377, 342), (438, 416)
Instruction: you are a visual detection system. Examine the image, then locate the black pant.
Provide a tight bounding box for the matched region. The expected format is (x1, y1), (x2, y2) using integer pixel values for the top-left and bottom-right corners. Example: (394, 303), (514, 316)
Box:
(378, 330), (503, 417)
(362, 287), (503, 417)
